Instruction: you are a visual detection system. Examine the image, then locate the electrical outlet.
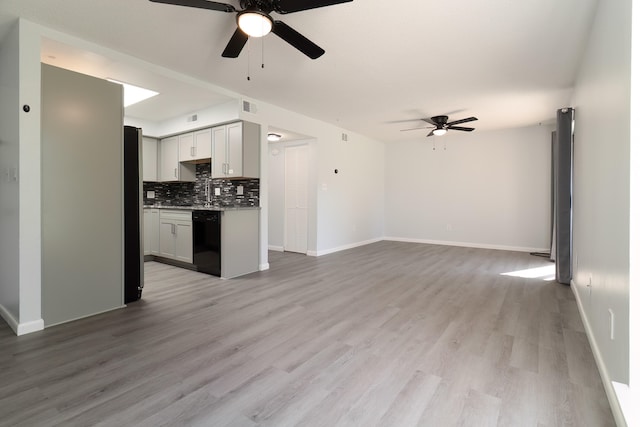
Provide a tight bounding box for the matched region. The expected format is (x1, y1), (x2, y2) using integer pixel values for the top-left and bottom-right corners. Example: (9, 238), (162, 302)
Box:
(237, 185), (244, 195)
(147, 191), (155, 199)
(214, 187), (221, 196)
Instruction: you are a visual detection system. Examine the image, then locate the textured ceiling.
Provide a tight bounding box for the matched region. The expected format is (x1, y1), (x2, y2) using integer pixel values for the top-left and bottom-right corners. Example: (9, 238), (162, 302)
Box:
(0, 0), (598, 141)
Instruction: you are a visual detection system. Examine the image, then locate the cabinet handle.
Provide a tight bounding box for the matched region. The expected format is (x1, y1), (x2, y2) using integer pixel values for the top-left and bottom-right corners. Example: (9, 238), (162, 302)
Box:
(191, 146), (195, 157)
(172, 224), (176, 234)
(174, 168), (177, 178)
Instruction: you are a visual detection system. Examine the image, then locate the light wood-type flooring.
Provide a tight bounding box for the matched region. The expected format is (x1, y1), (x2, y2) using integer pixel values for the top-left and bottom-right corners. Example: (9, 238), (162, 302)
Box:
(0, 242), (615, 426)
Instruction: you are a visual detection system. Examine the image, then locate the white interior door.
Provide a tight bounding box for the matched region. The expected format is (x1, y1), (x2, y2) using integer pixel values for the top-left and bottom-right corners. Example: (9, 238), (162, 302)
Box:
(284, 145), (308, 254)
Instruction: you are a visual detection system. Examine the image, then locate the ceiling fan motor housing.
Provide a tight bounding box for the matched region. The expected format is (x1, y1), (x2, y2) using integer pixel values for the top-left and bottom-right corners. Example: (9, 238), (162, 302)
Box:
(240, 0), (274, 13)
(432, 115), (449, 127)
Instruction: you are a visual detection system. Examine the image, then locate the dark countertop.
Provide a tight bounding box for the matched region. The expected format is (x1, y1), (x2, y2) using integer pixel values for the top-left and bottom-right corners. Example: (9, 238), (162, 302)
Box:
(143, 205), (260, 211)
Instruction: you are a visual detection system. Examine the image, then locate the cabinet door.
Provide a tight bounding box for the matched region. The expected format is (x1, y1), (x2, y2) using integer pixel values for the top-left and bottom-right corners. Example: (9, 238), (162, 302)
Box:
(143, 210), (151, 255)
(175, 220), (193, 263)
(226, 122), (243, 177)
(159, 220), (176, 258)
(149, 210), (160, 255)
(212, 125), (227, 178)
(178, 132), (195, 162)
(142, 137), (158, 182)
(159, 136), (179, 181)
(194, 128), (212, 160)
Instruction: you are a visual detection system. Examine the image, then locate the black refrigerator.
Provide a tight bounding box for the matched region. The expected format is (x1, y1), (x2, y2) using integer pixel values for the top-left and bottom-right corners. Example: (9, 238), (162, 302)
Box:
(124, 125), (144, 303)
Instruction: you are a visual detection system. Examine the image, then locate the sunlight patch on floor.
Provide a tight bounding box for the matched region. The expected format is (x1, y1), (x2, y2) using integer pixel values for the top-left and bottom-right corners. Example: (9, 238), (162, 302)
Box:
(501, 264), (556, 281)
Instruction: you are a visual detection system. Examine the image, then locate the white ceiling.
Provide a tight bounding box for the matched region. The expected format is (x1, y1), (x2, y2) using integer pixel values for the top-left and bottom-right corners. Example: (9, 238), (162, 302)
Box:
(0, 0), (598, 142)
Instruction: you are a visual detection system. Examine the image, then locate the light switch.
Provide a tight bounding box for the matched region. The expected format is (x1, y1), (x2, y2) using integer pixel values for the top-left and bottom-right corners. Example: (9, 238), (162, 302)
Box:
(214, 187), (221, 196)
(237, 185), (244, 195)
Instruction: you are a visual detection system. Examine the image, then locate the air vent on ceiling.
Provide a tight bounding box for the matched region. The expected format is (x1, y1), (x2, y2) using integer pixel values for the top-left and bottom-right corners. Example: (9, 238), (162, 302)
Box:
(187, 114), (198, 122)
(242, 100), (257, 114)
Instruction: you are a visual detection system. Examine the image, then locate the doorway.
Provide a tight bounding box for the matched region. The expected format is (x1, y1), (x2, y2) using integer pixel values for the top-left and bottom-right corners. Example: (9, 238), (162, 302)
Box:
(268, 130), (313, 255)
(284, 144), (308, 254)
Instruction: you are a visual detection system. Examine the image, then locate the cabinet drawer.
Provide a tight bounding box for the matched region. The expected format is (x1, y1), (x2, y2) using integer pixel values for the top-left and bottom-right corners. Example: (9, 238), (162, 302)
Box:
(159, 210), (192, 221)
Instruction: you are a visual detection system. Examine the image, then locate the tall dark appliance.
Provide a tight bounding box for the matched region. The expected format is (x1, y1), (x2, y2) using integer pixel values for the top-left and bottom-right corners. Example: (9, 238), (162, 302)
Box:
(124, 126), (144, 302)
(554, 108), (574, 285)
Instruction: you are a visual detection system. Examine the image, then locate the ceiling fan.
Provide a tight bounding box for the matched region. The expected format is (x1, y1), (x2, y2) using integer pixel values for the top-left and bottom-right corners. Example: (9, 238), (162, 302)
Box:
(149, 0), (353, 59)
(402, 115), (478, 137)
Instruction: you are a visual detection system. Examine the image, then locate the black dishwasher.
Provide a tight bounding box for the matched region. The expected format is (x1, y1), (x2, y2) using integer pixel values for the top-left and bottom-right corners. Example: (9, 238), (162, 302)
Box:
(192, 210), (221, 276)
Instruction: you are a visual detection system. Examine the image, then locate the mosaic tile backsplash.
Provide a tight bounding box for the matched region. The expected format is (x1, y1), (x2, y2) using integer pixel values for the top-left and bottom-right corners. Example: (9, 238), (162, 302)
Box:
(143, 163), (260, 207)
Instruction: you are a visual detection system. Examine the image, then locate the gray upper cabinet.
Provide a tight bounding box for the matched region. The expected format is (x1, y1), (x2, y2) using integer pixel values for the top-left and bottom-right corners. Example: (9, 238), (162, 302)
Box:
(179, 128), (212, 162)
(142, 136), (158, 182)
(212, 121), (260, 179)
(178, 132), (194, 163)
(160, 135), (196, 182)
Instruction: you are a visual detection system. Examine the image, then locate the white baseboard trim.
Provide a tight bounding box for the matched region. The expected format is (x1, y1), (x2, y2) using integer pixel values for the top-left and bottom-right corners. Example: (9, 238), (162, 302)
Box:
(268, 245), (284, 252)
(259, 263), (270, 271)
(571, 280), (628, 427)
(384, 236), (549, 253)
(612, 382), (637, 427)
(309, 238), (384, 257)
(0, 304), (44, 336)
(17, 319), (45, 336)
(0, 304), (19, 335)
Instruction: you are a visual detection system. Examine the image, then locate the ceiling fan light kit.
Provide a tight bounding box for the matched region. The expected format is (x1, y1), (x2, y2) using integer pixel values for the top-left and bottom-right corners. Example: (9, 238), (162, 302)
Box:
(433, 128), (447, 136)
(149, 0), (353, 59)
(237, 10), (273, 37)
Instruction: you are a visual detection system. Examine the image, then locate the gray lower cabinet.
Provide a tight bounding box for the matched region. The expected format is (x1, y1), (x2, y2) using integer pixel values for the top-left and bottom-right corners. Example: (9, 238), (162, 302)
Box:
(144, 208), (259, 278)
(221, 209), (260, 279)
(158, 210), (193, 263)
(143, 209), (159, 255)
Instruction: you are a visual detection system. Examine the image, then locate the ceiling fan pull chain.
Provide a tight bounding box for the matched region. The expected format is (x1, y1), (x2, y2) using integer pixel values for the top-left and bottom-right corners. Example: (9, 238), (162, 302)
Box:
(247, 39), (251, 81)
(261, 36), (265, 69)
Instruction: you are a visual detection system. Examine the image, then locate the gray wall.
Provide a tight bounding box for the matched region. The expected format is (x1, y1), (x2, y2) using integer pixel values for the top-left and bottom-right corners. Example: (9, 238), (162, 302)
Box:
(41, 64), (124, 326)
(571, 0), (631, 385)
(0, 19), (43, 334)
(0, 21), (20, 322)
(385, 125), (552, 252)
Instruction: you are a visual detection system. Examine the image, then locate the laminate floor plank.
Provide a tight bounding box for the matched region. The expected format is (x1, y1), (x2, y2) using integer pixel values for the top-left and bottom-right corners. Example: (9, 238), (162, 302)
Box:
(0, 241), (615, 426)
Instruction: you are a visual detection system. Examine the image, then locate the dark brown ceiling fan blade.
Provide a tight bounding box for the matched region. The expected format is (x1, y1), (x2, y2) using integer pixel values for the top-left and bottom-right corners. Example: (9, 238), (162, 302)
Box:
(448, 126), (475, 132)
(272, 21), (325, 59)
(426, 129), (436, 137)
(421, 117), (437, 125)
(149, 0), (236, 12)
(222, 28), (249, 57)
(447, 116), (478, 126)
(274, 0), (353, 14)
(401, 126), (432, 132)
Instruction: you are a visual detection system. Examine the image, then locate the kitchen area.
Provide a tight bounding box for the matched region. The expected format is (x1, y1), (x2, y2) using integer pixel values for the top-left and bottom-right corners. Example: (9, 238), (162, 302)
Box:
(140, 120), (261, 282)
